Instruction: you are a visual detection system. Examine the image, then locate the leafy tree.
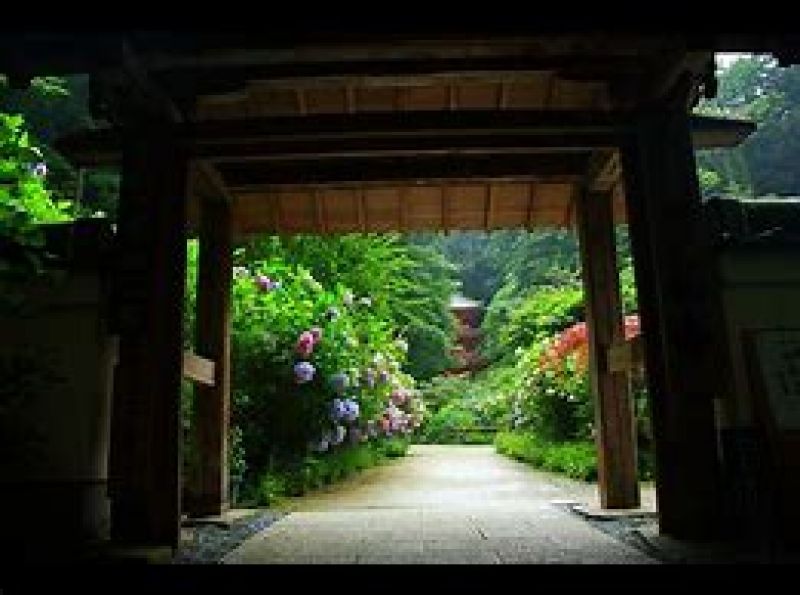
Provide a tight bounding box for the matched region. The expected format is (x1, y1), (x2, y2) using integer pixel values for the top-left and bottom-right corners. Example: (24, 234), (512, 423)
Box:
(0, 113), (72, 264)
(1, 74), (120, 218)
(696, 54), (800, 197)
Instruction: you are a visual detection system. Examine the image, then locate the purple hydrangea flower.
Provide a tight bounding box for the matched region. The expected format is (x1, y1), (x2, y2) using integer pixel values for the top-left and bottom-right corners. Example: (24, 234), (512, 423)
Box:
(330, 398), (348, 421)
(256, 275), (275, 292)
(293, 361), (315, 384)
(32, 162), (47, 178)
(343, 398), (360, 422)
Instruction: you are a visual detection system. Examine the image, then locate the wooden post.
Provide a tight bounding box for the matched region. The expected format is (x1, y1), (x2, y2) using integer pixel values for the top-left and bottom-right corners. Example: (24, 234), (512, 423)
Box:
(620, 109), (724, 540)
(108, 124), (188, 548)
(186, 195), (232, 516)
(576, 189), (640, 509)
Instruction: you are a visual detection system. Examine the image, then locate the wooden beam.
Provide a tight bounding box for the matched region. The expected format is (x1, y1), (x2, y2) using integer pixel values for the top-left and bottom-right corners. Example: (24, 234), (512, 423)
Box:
(498, 81), (509, 109)
(525, 182), (536, 230)
(314, 189), (326, 233)
(585, 150), (619, 193)
(295, 88), (308, 115)
(620, 108), (727, 540)
(152, 54), (649, 98)
(357, 187), (366, 232)
(576, 189), (639, 509)
(484, 183), (494, 230)
(182, 352), (215, 386)
(108, 123), (187, 549)
(55, 112), (752, 168)
(192, 161), (235, 204)
(441, 184), (449, 233)
(221, 153), (589, 187)
(544, 72), (556, 108)
(399, 187), (408, 232)
(186, 195), (232, 517)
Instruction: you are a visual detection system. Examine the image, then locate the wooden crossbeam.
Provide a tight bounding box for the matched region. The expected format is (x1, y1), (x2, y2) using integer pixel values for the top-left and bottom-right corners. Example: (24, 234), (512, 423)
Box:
(221, 153), (589, 187)
(151, 55), (649, 98)
(54, 113), (754, 168)
(191, 161), (235, 204)
(526, 182), (536, 230)
(484, 184), (494, 230)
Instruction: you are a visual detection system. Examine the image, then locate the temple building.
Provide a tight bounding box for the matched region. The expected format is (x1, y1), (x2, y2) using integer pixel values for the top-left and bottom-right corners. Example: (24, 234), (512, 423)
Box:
(447, 294), (486, 375)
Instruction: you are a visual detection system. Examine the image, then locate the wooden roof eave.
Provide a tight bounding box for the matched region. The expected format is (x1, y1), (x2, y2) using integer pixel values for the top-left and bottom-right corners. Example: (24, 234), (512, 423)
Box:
(54, 113), (756, 169)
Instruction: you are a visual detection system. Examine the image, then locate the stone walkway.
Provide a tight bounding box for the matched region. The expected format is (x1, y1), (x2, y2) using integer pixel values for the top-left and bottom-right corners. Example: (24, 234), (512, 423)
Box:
(223, 445), (658, 564)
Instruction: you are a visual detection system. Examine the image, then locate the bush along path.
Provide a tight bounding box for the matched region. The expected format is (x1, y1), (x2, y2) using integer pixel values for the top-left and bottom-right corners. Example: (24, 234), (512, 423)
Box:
(183, 248), (429, 513)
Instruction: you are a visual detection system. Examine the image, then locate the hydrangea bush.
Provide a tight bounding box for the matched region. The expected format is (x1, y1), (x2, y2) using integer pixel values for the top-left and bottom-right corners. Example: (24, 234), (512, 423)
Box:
(184, 246), (426, 497)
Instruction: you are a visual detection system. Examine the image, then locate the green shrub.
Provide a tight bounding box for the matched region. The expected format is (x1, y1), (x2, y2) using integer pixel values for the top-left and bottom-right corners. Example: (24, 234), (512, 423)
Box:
(243, 437), (409, 506)
(495, 431), (597, 481)
(496, 430), (655, 482)
(379, 436), (410, 458)
(482, 284), (584, 363)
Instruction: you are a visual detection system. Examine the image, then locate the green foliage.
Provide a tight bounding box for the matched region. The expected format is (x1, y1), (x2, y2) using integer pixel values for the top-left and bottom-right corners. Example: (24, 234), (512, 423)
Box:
(483, 284), (584, 363)
(696, 55), (800, 197)
(0, 113), (71, 238)
(1, 74), (120, 218)
(511, 344), (594, 442)
(184, 239), (424, 501)
(495, 430), (654, 483)
(243, 437), (409, 506)
(495, 431), (598, 481)
(418, 402), (486, 444)
(238, 234), (457, 380)
(416, 366), (515, 444)
(0, 113), (74, 292)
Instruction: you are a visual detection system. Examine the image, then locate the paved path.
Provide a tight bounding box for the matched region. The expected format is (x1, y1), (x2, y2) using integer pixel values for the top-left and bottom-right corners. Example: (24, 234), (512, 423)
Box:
(224, 445), (658, 564)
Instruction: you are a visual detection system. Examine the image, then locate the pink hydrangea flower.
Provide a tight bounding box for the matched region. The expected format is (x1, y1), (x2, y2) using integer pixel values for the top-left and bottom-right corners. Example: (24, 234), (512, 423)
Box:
(255, 275), (274, 292)
(296, 331), (315, 357)
(390, 389), (407, 406)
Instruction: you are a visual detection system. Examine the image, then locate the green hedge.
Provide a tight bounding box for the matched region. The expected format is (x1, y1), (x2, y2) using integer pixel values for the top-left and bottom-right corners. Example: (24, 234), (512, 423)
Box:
(243, 436), (410, 506)
(495, 431), (597, 481)
(495, 431), (655, 482)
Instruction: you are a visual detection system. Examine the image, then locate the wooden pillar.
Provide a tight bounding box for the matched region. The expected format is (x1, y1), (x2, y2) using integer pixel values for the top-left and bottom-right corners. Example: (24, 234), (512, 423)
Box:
(620, 109), (723, 540)
(108, 124), (188, 548)
(186, 195), (232, 516)
(576, 189), (640, 509)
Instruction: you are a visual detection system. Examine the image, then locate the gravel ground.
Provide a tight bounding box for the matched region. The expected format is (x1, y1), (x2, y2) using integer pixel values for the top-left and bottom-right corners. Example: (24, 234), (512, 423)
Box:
(173, 510), (284, 564)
